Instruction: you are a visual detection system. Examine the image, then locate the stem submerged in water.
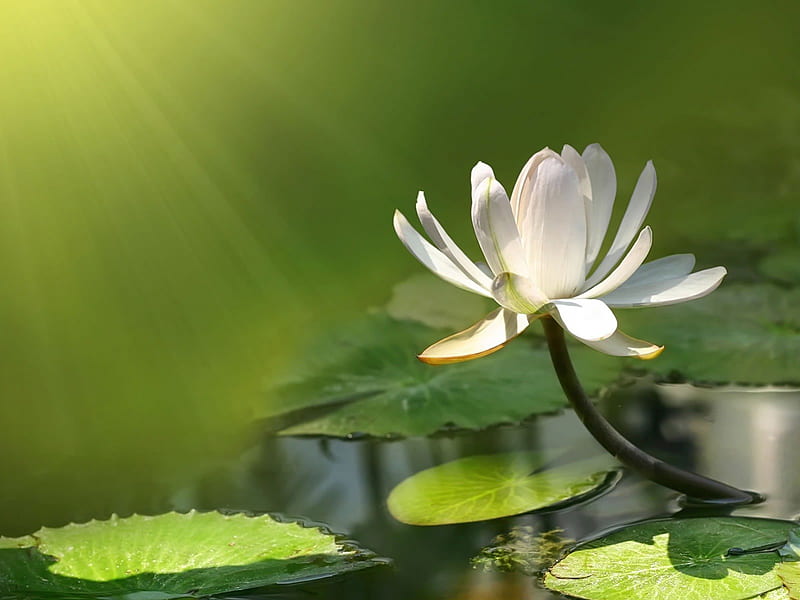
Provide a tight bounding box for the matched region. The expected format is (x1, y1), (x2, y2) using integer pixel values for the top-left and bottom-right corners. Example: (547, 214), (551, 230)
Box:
(541, 316), (755, 504)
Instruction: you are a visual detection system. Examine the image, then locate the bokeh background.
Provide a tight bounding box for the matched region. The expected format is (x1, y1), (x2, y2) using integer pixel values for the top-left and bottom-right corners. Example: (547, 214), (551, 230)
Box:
(1, 0), (799, 535)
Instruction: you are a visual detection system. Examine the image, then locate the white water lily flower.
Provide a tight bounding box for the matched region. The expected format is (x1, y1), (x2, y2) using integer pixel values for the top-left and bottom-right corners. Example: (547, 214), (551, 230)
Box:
(393, 144), (727, 364)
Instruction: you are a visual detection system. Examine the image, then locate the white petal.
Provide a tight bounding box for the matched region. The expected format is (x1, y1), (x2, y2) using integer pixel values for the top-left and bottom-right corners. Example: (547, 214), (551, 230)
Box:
(517, 157), (587, 298)
(561, 144), (592, 200)
(490, 272), (548, 314)
(417, 308), (535, 365)
(550, 298), (618, 342)
(415, 192), (493, 290)
(602, 266), (727, 308)
(624, 253), (696, 287)
(509, 148), (559, 217)
(576, 329), (664, 359)
(471, 176), (528, 276)
(393, 210), (492, 297)
(582, 143), (617, 267)
(585, 160), (656, 287)
(471, 161), (495, 191)
(578, 227), (652, 298)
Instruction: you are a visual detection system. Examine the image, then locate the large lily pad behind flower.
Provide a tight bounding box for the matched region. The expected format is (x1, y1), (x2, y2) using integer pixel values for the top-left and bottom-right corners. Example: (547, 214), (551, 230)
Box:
(616, 283), (800, 385)
(759, 247), (800, 286)
(263, 312), (624, 438)
(0, 511), (384, 599)
(544, 517), (795, 600)
(385, 273), (492, 330)
(387, 452), (618, 525)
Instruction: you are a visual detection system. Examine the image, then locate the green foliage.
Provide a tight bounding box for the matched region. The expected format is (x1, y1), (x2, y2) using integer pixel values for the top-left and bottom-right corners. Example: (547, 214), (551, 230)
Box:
(263, 312), (624, 437)
(759, 247), (800, 285)
(0, 511), (384, 599)
(387, 452), (617, 525)
(617, 284), (800, 384)
(544, 517), (795, 600)
(385, 274), (492, 330)
(776, 529), (800, 599)
(472, 527), (573, 576)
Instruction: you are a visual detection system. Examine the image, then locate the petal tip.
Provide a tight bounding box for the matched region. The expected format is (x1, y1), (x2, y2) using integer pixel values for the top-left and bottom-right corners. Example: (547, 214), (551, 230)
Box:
(415, 191), (429, 213)
(582, 142), (607, 156)
(417, 344), (507, 365)
(636, 345), (664, 360)
(393, 209), (411, 233)
(471, 162), (495, 190)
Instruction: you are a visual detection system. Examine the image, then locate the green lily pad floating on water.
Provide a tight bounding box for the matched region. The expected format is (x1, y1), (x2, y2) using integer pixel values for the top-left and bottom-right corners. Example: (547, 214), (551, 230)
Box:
(617, 283), (800, 385)
(544, 517), (796, 600)
(0, 511), (385, 599)
(387, 451), (618, 525)
(775, 529), (800, 599)
(263, 312), (624, 438)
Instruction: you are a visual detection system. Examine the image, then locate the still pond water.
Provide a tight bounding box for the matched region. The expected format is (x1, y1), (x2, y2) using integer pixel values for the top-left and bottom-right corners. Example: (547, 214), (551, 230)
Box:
(2, 2), (800, 598)
(168, 381), (800, 599)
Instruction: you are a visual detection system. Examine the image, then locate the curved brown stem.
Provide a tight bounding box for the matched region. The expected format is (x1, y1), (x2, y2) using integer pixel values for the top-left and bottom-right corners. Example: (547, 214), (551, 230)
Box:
(541, 317), (755, 504)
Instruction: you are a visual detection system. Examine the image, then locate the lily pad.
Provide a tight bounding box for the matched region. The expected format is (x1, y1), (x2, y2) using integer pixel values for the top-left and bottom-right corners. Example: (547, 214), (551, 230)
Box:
(0, 511), (384, 599)
(764, 588), (792, 600)
(263, 312), (624, 438)
(544, 517), (795, 600)
(616, 283), (800, 385)
(776, 529), (800, 599)
(385, 274), (491, 330)
(387, 452), (618, 525)
(759, 247), (800, 286)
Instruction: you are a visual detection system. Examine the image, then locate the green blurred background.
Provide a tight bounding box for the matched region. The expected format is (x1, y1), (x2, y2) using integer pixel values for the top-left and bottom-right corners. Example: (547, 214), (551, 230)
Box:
(1, 0), (799, 534)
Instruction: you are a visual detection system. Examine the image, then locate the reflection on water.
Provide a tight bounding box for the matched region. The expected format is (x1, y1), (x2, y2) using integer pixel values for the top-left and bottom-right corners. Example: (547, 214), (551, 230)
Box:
(665, 385), (800, 519)
(0, 380), (796, 599)
(154, 380), (800, 599)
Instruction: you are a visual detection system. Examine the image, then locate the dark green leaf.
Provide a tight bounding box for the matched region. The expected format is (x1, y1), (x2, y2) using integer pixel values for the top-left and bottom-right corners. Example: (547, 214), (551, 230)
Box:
(759, 248), (800, 286)
(617, 284), (800, 384)
(263, 313), (624, 437)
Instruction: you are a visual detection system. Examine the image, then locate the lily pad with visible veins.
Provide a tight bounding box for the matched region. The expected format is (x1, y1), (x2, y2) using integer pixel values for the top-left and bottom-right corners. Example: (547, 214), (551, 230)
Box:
(263, 312), (625, 438)
(616, 283), (800, 385)
(544, 517), (795, 600)
(387, 452), (618, 525)
(0, 511), (385, 599)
